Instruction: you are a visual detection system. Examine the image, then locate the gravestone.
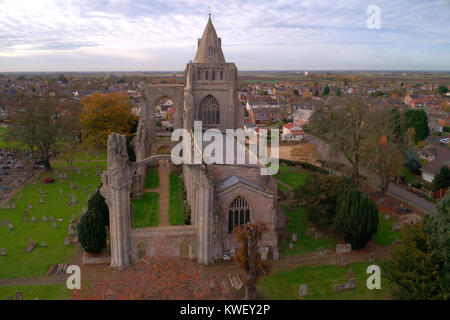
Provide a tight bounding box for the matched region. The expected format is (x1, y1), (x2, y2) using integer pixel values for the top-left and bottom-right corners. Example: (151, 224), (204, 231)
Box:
(18, 194), (22, 199)
(1, 248), (6, 256)
(43, 215), (48, 222)
(347, 269), (354, 277)
(340, 256), (349, 266)
(39, 188), (43, 194)
(229, 248), (236, 256)
(291, 233), (298, 242)
(82, 206), (87, 213)
(59, 188), (63, 194)
(11, 199), (15, 209)
(52, 222), (57, 228)
(318, 247), (327, 256)
(24, 238), (36, 253)
(369, 252), (375, 262)
(31, 216), (36, 223)
(8, 223), (13, 230)
(385, 214), (390, 220)
(28, 203), (32, 209)
(64, 237), (70, 246)
(84, 173), (88, 177)
(85, 187), (89, 193)
(314, 232), (324, 239)
(289, 242), (294, 249)
(40, 198), (44, 204)
(333, 278), (356, 293)
(69, 195), (77, 207)
(50, 216), (54, 222)
(336, 244), (352, 255)
(15, 292), (23, 300)
(272, 249), (279, 261)
(88, 194), (92, 200)
(299, 284), (308, 297)
(41, 242), (47, 247)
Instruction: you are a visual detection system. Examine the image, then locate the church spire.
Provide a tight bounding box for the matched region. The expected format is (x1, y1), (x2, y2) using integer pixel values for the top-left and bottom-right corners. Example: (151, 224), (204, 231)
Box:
(194, 16), (226, 64)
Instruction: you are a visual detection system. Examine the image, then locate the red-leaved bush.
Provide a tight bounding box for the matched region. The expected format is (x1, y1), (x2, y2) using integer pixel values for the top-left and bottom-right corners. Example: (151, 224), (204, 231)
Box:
(71, 256), (225, 300)
(42, 177), (54, 183)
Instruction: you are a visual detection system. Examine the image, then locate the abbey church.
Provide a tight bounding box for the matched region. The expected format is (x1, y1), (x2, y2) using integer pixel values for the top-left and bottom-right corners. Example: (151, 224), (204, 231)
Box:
(100, 16), (282, 268)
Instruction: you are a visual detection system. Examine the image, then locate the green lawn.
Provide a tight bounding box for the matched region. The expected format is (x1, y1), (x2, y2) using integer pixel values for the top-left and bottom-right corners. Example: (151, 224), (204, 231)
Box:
(0, 161), (105, 279)
(276, 165), (306, 189)
(131, 192), (159, 228)
(169, 171), (185, 225)
(55, 150), (106, 161)
(277, 183), (290, 193)
(258, 262), (390, 300)
(372, 213), (401, 247)
(144, 167), (159, 189)
(0, 127), (25, 149)
(0, 283), (72, 300)
(280, 205), (336, 257)
(401, 168), (417, 182)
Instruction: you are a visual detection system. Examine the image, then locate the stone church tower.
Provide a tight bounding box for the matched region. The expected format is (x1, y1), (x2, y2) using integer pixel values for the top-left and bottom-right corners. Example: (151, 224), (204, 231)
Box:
(184, 15), (243, 131)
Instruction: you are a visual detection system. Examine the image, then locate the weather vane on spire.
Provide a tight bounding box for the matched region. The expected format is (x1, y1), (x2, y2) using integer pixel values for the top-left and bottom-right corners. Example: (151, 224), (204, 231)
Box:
(208, 5), (212, 18)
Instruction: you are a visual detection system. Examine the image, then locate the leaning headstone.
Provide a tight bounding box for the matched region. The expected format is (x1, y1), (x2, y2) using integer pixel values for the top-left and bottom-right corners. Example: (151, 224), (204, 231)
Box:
(299, 284), (308, 297)
(369, 252), (375, 262)
(1, 248), (6, 256)
(291, 233), (298, 242)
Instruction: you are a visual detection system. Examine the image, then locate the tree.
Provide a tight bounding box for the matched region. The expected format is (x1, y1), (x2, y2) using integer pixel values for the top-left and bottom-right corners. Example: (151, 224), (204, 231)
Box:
(4, 94), (80, 169)
(88, 188), (109, 227)
(77, 207), (106, 254)
(432, 165), (450, 191)
(295, 173), (355, 226)
(72, 256), (224, 299)
(80, 92), (137, 149)
(322, 85), (330, 96)
(438, 85), (448, 96)
(425, 193), (450, 294)
(405, 148), (421, 175)
(334, 189), (379, 249)
(404, 109), (429, 143)
(233, 222), (271, 300)
(387, 107), (406, 146)
(384, 220), (446, 300)
(310, 98), (371, 185)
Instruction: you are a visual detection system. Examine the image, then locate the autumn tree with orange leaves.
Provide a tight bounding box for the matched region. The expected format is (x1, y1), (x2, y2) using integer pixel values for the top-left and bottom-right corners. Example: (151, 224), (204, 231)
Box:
(233, 222), (272, 300)
(72, 256), (224, 300)
(80, 92), (137, 149)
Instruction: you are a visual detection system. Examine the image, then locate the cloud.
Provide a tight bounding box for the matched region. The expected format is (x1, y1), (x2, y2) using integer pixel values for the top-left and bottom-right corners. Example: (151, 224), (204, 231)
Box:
(0, 0), (449, 71)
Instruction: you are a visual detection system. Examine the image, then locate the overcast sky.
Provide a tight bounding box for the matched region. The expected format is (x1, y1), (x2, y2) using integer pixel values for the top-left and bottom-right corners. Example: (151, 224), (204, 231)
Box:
(1, 0), (449, 72)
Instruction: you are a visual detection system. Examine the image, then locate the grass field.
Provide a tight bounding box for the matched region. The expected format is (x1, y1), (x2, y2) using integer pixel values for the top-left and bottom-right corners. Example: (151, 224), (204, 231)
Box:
(168, 171), (185, 225)
(276, 165), (306, 189)
(258, 262), (390, 300)
(144, 167), (159, 189)
(0, 161), (105, 279)
(131, 192), (159, 228)
(0, 283), (72, 300)
(280, 205), (336, 257)
(0, 127), (25, 149)
(372, 213), (401, 247)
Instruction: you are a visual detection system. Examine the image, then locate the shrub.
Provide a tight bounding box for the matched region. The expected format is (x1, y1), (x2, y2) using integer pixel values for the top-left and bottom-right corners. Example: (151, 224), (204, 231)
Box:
(433, 165), (450, 191)
(334, 189), (379, 249)
(405, 148), (421, 175)
(77, 208), (106, 254)
(88, 188), (109, 227)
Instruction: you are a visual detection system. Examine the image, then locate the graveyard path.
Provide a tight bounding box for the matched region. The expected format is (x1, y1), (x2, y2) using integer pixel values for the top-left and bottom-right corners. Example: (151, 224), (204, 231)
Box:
(0, 168), (43, 209)
(143, 160), (171, 227)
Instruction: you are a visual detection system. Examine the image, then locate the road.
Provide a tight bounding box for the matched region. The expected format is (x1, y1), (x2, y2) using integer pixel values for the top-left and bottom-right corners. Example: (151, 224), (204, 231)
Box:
(304, 134), (438, 215)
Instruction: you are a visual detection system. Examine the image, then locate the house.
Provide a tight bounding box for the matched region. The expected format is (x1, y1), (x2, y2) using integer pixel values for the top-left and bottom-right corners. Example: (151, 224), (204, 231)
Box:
(292, 109), (314, 128)
(428, 113), (448, 133)
(419, 145), (450, 182)
(282, 123), (305, 141)
(248, 106), (281, 124)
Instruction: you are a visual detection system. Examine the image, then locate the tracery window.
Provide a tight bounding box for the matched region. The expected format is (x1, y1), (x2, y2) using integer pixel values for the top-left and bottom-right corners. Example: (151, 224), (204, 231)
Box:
(228, 196), (250, 233)
(196, 95), (220, 126)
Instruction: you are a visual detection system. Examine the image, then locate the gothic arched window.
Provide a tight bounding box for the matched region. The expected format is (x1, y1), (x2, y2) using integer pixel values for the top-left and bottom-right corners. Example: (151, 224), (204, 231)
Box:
(197, 70), (201, 80)
(212, 70), (216, 80)
(220, 71), (223, 80)
(205, 71), (209, 80)
(196, 95), (220, 126)
(228, 196), (251, 233)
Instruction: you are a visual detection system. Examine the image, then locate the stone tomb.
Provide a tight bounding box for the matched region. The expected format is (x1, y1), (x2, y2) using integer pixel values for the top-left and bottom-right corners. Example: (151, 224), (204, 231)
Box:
(333, 278), (356, 293)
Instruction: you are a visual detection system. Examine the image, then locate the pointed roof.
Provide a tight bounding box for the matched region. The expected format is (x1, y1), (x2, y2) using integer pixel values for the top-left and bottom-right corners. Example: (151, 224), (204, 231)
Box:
(194, 16), (226, 64)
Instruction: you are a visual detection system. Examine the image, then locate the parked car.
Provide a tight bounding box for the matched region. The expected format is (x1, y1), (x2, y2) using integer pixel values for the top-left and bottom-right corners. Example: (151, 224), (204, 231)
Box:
(439, 138), (450, 144)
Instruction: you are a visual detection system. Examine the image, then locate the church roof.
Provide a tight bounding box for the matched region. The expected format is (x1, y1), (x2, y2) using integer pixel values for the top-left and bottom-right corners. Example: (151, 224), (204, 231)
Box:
(216, 175), (266, 193)
(194, 16), (226, 64)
